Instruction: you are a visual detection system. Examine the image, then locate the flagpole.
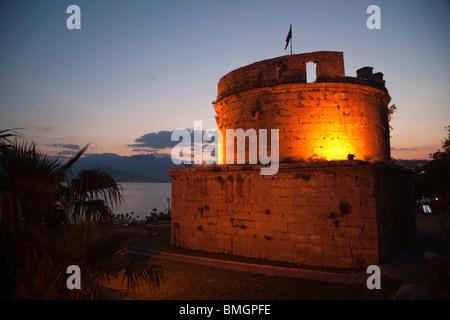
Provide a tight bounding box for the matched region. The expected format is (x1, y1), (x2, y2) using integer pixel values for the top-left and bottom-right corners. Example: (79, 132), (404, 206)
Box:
(284, 24), (292, 55)
(290, 24), (293, 55)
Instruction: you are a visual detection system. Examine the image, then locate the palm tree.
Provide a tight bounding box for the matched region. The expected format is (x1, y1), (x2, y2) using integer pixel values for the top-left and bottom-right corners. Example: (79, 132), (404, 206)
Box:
(0, 130), (164, 299)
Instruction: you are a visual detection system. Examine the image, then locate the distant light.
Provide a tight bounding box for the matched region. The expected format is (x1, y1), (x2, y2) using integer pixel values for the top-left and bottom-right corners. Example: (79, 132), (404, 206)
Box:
(423, 205), (432, 214)
(435, 197), (438, 200)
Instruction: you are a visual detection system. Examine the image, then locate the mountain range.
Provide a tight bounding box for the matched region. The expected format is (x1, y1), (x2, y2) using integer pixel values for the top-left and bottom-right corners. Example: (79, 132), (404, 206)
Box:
(70, 153), (180, 182)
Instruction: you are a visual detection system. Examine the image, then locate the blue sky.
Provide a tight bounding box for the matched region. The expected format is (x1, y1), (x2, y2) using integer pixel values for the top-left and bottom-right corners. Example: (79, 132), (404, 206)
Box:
(0, 0), (449, 159)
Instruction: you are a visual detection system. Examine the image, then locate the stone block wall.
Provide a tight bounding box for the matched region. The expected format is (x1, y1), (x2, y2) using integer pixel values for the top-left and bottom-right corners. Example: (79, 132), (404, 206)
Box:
(170, 161), (415, 269)
(215, 83), (391, 164)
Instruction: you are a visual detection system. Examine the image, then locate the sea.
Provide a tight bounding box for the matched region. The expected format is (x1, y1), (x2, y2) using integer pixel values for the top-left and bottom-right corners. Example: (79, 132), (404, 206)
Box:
(113, 182), (172, 219)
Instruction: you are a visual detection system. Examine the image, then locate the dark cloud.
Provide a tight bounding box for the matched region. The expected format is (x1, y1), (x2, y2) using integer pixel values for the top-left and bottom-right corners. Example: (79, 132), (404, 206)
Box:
(36, 126), (52, 131)
(57, 150), (78, 155)
(129, 129), (219, 153)
(46, 143), (81, 150)
(132, 148), (156, 153)
(129, 131), (176, 149)
(391, 147), (418, 151)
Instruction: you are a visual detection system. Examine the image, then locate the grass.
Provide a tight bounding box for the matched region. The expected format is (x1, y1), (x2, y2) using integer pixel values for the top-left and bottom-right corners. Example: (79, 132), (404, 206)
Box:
(125, 225), (399, 300)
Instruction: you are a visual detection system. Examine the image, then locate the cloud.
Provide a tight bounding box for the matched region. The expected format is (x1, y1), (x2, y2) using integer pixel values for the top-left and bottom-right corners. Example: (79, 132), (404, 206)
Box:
(132, 148), (157, 153)
(391, 147), (418, 151)
(57, 150), (78, 155)
(36, 126), (52, 131)
(129, 129), (219, 155)
(129, 131), (176, 149)
(46, 143), (81, 150)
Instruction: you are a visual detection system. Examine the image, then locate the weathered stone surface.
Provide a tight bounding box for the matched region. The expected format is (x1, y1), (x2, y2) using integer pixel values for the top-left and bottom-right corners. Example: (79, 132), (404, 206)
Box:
(170, 162), (415, 269)
(216, 80), (391, 164)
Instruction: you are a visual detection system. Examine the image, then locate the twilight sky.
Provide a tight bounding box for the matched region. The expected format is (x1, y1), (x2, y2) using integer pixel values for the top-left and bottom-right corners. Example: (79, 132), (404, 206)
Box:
(0, 0), (449, 160)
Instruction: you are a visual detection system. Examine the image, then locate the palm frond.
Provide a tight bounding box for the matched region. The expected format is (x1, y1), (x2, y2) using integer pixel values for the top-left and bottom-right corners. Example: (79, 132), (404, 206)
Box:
(50, 221), (165, 299)
(70, 168), (124, 209)
(0, 128), (23, 147)
(1, 133), (166, 299)
(0, 191), (23, 237)
(0, 139), (62, 224)
(122, 261), (165, 292)
(83, 284), (124, 300)
(70, 199), (115, 224)
(55, 144), (90, 177)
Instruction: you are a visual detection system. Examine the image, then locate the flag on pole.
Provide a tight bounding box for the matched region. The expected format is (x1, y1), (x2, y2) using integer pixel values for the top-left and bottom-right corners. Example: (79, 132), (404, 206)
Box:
(284, 24), (292, 50)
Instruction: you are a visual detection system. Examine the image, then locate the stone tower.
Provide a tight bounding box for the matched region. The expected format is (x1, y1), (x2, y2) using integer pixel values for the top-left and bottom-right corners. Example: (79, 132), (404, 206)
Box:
(215, 51), (391, 164)
(170, 52), (415, 269)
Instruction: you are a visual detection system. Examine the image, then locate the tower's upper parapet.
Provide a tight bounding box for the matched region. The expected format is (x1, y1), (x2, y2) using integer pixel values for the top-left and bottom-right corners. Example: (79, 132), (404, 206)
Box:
(217, 51), (345, 101)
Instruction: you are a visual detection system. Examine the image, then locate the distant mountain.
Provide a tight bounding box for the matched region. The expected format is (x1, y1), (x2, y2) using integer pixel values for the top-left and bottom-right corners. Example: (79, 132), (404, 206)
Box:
(70, 153), (180, 182)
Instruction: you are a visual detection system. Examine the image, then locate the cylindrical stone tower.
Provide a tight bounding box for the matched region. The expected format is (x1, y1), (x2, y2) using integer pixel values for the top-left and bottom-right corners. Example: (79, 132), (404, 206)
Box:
(170, 51), (415, 269)
(214, 51), (391, 163)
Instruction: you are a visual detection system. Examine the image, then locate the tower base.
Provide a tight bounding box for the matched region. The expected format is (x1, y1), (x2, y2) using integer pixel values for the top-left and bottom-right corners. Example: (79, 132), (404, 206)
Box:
(169, 161), (415, 269)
